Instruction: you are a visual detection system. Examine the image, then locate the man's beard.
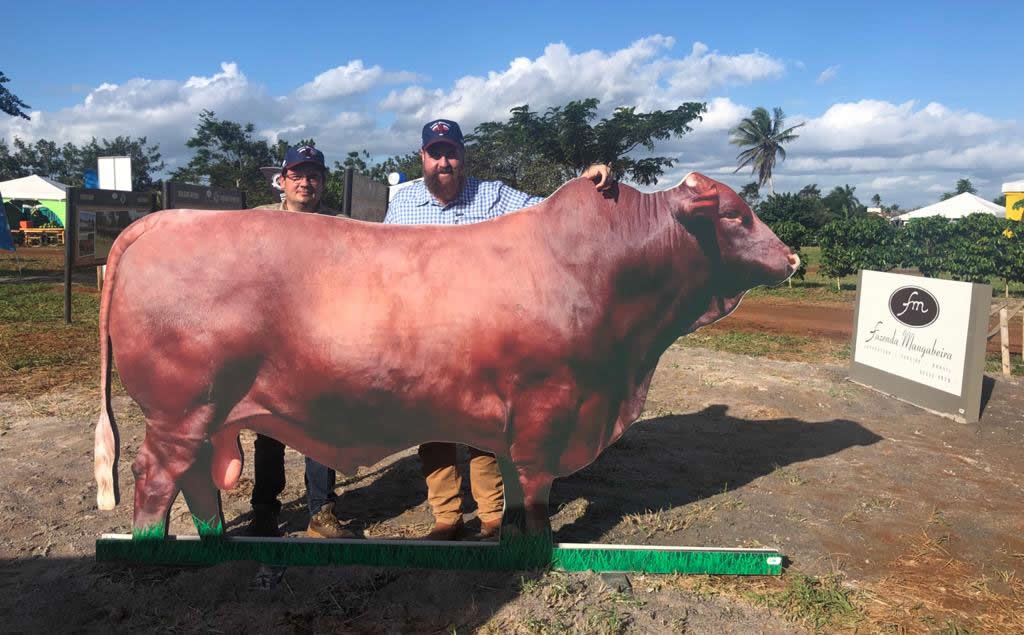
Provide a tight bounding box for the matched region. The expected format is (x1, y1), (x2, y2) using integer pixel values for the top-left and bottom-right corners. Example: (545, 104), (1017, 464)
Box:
(424, 167), (465, 203)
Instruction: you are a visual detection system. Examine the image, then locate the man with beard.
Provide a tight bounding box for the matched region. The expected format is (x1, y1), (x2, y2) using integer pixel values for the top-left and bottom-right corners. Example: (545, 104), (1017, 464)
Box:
(248, 144), (356, 540)
(384, 119), (611, 540)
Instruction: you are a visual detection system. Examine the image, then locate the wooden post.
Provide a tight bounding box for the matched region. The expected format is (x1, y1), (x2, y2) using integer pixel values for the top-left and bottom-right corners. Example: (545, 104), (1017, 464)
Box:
(1000, 308), (1010, 376)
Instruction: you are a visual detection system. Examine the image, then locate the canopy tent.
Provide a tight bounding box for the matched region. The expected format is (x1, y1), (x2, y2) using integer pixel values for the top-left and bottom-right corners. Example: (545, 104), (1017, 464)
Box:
(0, 174), (69, 227)
(894, 192), (1005, 222)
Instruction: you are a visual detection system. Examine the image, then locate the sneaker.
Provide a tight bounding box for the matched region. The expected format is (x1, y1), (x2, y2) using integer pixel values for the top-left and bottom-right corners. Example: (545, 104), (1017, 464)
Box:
(307, 503), (357, 539)
(421, 516), (465, 541)
(246, 509), (283, 538)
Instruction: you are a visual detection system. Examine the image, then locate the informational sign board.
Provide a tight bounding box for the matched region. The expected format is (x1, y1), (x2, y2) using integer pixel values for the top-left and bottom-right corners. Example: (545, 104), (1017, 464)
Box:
(63, 187), (156, 323)
(98, 156), (133, 192)
(162, 182), (246, 211)
(83, 169), (99, 189)
(343, 168), (389, 222)
(849, 270), (990, 423)
(66, 188), (155, 267)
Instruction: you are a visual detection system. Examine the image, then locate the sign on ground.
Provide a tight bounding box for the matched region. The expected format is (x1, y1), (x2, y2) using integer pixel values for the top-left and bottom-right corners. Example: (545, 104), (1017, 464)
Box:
(849, 270), (989, 423)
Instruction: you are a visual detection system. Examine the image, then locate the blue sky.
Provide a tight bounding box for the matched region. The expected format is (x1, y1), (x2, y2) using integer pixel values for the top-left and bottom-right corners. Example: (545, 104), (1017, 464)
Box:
(4, 1), (1022, 207)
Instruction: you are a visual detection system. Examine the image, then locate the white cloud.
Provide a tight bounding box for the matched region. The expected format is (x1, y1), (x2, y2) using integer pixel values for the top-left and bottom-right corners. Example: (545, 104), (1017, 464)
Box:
(294, 61), (424, 101)
(3, 37), (1022, 208)
(816, 65), (839, 84)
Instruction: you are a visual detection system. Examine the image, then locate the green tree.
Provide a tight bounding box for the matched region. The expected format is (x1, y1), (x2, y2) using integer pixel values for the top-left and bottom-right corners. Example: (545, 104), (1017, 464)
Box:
(823, 184), (864, 220)
(728, 106), (804, 193)
(943, 213), (1005, 283)
(993, 194), (1006, 207)
(75, 136), (165, 190)
(0, 71), (30, 120)
(756, 192), (830, 232)
(738, 182), (761, 209)
(899, 216), (952, 277)
(871, 193), (882, 208)
(940, 178), (977, 201)
(766, 219), (809, 282)
(466, 98), (707, 196)
(798, 183), (821, 199)
(171, 110), (277, 206)
(817, 215), (899, 290)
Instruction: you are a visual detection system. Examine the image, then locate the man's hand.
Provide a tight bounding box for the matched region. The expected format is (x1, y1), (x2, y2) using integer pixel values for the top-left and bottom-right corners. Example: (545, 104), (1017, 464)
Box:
(581, 164), (613, 191)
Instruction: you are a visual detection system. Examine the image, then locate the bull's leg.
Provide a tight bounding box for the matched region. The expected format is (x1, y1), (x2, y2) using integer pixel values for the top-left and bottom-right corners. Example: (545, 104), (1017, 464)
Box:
(177, 442), (225, 539)
(131, 409), (216, 540)
(496, 457), (554, 540)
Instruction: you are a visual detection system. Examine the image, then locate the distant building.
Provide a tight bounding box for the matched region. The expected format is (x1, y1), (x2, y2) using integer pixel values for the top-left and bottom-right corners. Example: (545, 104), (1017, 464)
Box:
(1004, 180), (1024, 221)
(866, 207), (885, 217)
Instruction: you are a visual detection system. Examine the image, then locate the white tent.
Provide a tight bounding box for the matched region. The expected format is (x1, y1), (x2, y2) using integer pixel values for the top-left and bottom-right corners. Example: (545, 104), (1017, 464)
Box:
(0, 174), (68, 201)
(894, 192), (1005, 221)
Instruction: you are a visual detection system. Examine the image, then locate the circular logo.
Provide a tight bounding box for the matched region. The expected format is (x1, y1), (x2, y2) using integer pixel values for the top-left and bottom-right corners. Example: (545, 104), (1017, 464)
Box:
(889, 286), (939, 327)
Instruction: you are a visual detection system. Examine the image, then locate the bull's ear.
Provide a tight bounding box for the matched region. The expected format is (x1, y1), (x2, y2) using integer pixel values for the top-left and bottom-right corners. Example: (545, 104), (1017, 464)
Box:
(673, 172), (720, 221)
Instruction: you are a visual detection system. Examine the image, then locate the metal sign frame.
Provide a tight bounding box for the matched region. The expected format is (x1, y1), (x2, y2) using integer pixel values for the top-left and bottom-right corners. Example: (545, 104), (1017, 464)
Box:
(162, 182), (246, 211)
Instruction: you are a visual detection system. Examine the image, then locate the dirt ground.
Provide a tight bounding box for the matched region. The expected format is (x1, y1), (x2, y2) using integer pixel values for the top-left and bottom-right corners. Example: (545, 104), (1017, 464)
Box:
(2, 337), (1023, 633)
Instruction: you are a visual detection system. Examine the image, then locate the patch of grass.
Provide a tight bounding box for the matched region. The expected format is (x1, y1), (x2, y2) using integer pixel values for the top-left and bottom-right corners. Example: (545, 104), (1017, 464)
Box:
(0, 282), (104, 396)
(679, 330), (825, 358)
(747, 573), (861, 631)
(772, 464), (809, 486)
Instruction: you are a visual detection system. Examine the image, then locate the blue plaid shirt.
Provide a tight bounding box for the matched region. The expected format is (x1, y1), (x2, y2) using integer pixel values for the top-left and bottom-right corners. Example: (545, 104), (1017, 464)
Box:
(384, 177), (544, 226)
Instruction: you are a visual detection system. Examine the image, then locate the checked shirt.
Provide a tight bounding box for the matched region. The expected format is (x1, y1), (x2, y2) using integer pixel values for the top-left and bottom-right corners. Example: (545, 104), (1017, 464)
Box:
(384, 177), (544, 226)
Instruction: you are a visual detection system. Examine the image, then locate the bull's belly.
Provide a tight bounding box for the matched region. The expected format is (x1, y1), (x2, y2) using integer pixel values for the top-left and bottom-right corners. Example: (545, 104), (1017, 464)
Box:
(213, 394), (508, 479)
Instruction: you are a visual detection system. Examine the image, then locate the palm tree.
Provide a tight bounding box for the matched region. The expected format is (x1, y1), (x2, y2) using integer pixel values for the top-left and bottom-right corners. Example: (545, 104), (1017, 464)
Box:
(729, 107), (805, 194)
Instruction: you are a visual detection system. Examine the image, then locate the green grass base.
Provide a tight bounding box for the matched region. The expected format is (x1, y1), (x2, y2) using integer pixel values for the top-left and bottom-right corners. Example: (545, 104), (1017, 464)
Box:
(95, 534), (782, 575)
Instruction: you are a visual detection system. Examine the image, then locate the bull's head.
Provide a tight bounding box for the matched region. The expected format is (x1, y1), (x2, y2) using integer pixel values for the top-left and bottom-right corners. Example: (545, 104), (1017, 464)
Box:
(671, 172), (799, 293)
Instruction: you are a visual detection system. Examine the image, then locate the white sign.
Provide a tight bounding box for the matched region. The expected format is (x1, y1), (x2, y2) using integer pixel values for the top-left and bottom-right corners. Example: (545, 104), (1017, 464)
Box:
(98, 156), (133, 192)
(849, 270), (989, 423)
(854, 271), (972, 395)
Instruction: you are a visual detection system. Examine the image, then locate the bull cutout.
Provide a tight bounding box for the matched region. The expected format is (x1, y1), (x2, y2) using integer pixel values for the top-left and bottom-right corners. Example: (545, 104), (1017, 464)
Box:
(94, 172), (799, 540)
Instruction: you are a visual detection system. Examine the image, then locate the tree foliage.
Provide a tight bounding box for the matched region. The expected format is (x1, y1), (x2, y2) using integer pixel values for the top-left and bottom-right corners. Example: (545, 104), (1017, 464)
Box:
(757, 192), (831, 233)
(940, 178), (977, 201)
(729, 106), (804, 193)
(170, 110), (277, 206)
(766, 219), (808, 279)
(817, 215), (899, 286)
(0, 71), (31, 120)
(899, 216), (952, 277)
(466, 98), (707, 196)
(823, 184), (865, 219)
(0, 135), (163, 190)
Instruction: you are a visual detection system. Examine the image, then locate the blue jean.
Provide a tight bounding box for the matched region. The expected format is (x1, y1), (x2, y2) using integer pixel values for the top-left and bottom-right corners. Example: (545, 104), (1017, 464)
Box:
(252, 433), (336, 518)
(304, 456), (337, 516)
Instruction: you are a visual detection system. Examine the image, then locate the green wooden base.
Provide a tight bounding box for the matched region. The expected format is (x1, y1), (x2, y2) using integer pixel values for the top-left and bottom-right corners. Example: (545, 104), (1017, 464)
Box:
(96, 534), (782, 575)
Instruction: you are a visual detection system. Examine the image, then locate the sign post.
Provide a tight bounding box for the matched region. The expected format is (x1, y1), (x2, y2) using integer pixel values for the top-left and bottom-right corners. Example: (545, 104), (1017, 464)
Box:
(848, 270), (990, 423)
(162, 182), (246, 211)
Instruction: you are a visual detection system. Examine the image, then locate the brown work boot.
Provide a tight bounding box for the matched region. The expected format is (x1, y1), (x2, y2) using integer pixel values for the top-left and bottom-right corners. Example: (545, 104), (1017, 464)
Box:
(306, 503), (357, 539)
(477, 518), (502, 540)
(421, 516), (464, 541)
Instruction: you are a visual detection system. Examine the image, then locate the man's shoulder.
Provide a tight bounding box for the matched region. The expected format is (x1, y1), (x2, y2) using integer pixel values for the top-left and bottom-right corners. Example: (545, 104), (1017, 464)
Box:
(252, 202), (283, 210)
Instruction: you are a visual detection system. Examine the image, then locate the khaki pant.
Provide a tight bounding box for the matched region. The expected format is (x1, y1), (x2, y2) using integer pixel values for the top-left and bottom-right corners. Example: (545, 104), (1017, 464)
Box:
(418, 442), (504, 525)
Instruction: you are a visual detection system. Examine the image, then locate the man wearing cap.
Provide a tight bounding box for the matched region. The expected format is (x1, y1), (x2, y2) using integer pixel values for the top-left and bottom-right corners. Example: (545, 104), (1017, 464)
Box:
(384, 119), (612, 541)
(248, 144), (355, 539)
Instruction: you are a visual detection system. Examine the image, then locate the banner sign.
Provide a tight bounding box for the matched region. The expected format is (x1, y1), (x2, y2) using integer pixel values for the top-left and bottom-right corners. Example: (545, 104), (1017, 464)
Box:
(162, 182), (246, 211)
(0, 188), (13, 252)
(66, 187), (156, 267)
(849, 270), (990, 423)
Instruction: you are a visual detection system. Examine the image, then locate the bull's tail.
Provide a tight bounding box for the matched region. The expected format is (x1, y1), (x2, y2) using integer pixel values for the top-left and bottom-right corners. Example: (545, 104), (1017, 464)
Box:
(94, 213), (164, 510)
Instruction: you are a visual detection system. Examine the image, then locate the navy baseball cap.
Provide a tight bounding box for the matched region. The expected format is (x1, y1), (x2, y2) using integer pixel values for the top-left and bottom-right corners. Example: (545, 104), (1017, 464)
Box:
(421, 119), (464, 150)
(281, 144), (327, 172)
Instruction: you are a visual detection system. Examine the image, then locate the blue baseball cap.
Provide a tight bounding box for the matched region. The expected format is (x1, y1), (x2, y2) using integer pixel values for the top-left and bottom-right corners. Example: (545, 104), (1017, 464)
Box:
(281, 144), (327, 172)
(421, 119), (464, 150)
